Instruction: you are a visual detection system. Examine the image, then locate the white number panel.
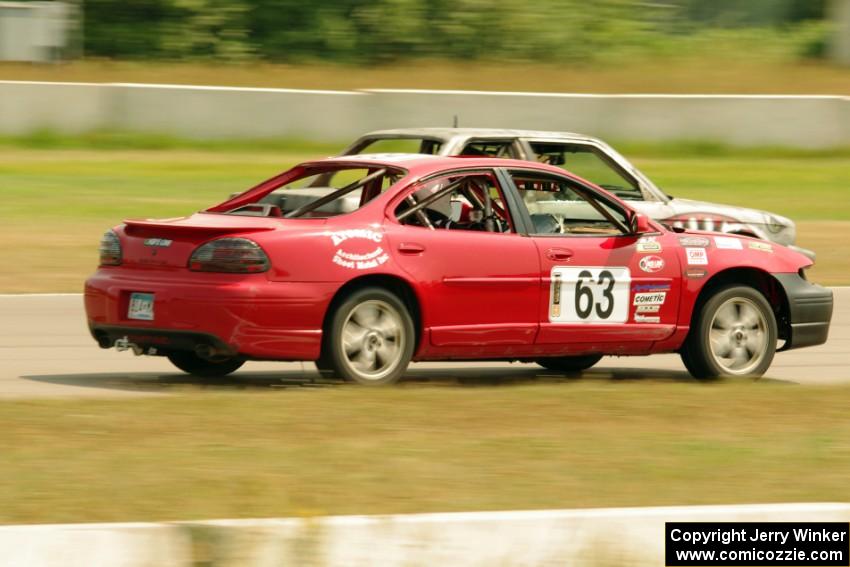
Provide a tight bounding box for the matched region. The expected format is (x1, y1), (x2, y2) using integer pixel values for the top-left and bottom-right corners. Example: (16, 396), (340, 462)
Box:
(549, 266), (631, 324)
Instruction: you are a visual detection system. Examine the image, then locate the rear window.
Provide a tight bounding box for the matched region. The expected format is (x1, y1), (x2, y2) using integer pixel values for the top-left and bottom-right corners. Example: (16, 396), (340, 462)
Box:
(221, 165), (405, 219)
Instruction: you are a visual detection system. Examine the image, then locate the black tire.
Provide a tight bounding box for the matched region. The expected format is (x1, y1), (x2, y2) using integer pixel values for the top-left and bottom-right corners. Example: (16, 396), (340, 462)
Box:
(167, 351), (245, 378)
(681, 285), (777, 379)
(323, 287), (415, 386)
(536, 354), (603, 373)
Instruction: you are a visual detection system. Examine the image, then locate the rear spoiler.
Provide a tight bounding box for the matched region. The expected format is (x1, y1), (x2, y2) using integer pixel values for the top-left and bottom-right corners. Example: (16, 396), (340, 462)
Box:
(123, 216), (278, 236)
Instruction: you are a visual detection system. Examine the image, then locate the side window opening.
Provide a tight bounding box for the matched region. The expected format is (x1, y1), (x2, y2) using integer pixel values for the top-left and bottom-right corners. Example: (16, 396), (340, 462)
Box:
(395, 173), (513, 234)
(355, 137), (443, 155)
(529, 142), (642, 201)
(510, 170), (629, 236)
(221, 166), (403, 218)
(459, 140), (519, 159)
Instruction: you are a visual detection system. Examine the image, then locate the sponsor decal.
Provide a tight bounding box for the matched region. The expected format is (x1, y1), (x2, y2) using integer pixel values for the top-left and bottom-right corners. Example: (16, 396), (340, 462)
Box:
(633, 291), (666, 306)
(638, 255), (665, 273)
(632, 283), (671, 292)
(551, 272), (562, 318)
(685, 247), (708, 265)
(329, 229), (389, 270)
(634, 313), (661, 323)
(549, 266), (631, 324)
(714, 236), (743, 250)
(143, 238), (172, 247)
(748, 241), (774, 253)
(678, 235), (710, 247)
(329, 229), (383, 246)
(685, 268), (708, 279)
(637, 236), (662, 253)
(636, 304), (660, 313)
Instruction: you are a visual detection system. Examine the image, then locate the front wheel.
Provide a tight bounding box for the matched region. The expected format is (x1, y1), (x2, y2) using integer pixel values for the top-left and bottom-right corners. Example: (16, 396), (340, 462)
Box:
(681, 285), (777, 379)
(324, 287), (415, 386)
(536, 354), (602, 373)
(167, 351), (245, 378)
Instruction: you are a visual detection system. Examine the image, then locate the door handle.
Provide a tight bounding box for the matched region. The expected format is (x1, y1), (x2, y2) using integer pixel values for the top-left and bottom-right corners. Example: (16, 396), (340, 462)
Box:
(398, 242), (425, 254)
(546, 247), (573, 261)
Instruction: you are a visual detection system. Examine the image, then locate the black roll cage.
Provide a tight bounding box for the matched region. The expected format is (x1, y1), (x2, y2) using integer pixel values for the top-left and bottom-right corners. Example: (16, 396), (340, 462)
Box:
(283, 168), (389, 219)
(395, 172), (499, 231)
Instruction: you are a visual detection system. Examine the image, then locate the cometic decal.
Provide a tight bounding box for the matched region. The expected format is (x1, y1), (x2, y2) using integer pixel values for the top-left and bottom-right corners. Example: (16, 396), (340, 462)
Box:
(633, 292), (666, 306)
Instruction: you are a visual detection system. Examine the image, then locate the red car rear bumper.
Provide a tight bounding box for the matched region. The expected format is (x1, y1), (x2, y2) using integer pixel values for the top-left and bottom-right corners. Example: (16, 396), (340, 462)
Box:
(84, 270), (336, 360)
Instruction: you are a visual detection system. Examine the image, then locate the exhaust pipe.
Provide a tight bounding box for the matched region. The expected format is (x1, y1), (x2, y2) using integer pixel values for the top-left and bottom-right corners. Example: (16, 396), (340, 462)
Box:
(195, 344), (221, 360)
(114, 336), (144, 356)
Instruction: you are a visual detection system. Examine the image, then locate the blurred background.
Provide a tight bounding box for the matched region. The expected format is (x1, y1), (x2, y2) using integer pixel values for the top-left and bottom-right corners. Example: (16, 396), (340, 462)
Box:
(0, 0), (849, 89)
(1, 0), (848, 67)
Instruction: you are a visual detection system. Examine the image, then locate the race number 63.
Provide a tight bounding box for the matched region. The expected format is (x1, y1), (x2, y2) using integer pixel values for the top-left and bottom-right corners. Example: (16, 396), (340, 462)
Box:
(549, 267), (631, 323)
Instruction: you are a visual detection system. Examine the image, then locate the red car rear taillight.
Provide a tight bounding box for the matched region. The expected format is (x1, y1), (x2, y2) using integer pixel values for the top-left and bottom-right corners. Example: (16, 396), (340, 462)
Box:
(189, 238), (270, 273)
(98, 229), (122, 266)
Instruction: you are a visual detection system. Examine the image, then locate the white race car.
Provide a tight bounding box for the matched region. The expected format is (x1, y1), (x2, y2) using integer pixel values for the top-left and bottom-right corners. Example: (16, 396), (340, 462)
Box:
(339, 128), (813, 259)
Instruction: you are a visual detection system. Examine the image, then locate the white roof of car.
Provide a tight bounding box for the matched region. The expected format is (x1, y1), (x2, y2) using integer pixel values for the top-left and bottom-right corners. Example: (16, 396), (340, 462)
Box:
(362, 127), (597, 142)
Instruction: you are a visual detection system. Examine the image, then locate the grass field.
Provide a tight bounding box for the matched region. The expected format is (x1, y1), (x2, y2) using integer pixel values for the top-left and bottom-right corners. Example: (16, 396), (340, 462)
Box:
(1, 144), (847, 292)
(1, 381), (849, 524)
(3, 60), (850, 94)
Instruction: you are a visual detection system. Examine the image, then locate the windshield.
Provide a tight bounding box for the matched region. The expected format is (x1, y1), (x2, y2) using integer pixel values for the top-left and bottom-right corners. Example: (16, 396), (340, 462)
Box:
(529, 142), (642, 201)
(213, 165), (405, 219)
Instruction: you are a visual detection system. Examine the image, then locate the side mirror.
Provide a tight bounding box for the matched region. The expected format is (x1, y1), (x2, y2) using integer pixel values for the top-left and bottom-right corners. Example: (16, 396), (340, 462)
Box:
(630, 213), (652, 235)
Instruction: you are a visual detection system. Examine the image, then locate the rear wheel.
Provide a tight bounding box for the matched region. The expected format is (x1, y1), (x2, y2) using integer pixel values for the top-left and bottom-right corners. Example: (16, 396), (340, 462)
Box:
(324, 287), (415, 386)
(536, 354), (602, 373)
(681, 285), (777, 379)
(167, 351), (244, 378)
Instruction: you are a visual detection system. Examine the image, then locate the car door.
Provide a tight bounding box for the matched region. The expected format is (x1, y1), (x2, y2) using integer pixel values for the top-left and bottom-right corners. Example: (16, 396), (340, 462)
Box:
(499, 167), (680, 354)
(384, 168), (541, 354)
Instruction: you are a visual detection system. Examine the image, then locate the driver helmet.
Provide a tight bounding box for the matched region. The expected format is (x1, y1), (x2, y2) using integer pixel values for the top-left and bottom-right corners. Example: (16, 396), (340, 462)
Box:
(414, 181), (454, 220)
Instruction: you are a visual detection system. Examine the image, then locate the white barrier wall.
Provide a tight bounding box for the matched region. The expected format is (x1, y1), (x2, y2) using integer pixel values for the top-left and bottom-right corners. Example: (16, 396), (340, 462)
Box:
(2, 503), (849, 567)
(364, 90), (850, 148)
(1, 81), (849, 148)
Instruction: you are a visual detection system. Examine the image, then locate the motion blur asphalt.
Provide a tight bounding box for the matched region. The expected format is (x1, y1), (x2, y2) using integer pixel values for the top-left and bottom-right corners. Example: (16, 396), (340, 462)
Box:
(1, 289), (847, 398)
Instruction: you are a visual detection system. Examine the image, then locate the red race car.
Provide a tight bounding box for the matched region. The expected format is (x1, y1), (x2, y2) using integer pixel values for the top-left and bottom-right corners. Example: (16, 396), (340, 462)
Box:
(85, 155), (833, 385)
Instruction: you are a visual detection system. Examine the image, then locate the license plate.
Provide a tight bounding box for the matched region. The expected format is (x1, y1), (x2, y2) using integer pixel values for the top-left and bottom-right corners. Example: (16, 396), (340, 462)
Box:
(128, 292), (155, 321)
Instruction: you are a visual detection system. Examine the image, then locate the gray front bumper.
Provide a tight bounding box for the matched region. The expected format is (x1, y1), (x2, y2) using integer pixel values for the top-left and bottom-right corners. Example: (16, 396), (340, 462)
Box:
(773, 273), (833, 351)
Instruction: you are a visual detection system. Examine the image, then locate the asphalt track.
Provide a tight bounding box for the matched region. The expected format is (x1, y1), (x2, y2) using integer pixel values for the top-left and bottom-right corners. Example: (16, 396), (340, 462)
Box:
(1, 289), (848, 399)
